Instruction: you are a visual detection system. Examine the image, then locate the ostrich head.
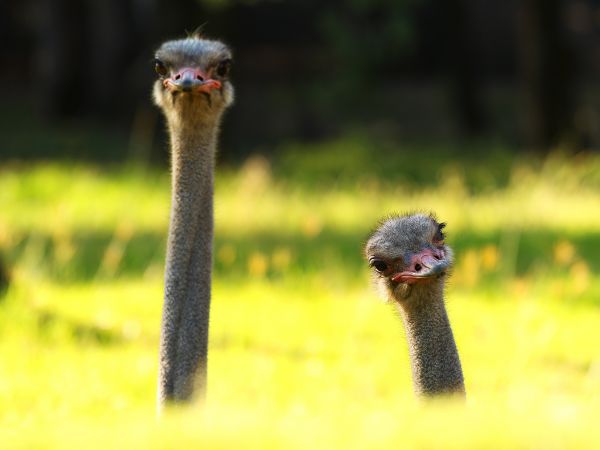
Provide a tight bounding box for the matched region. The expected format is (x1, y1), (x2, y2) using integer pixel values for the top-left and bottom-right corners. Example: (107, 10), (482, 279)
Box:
(153, 35), (234, 125)
(365, 213), (454, 303)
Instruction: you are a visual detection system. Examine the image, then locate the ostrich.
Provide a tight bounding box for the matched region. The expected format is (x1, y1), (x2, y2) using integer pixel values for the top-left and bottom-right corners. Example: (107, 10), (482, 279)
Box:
(152, 35), (234, 407)
(365, 213), (465, 397)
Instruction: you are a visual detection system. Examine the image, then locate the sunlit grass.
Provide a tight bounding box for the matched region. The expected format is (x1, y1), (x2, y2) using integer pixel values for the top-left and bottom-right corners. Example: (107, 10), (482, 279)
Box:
(1, 142), (600, 448)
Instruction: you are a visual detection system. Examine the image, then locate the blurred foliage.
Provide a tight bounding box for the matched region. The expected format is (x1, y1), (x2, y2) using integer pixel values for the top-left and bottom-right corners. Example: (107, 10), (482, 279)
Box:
(2, 141), (600, 447)
(4, 0), (599, 156)
(1, 0), (600, 443)
(2, 139), (600, 289)
(318, 0), (416, 92)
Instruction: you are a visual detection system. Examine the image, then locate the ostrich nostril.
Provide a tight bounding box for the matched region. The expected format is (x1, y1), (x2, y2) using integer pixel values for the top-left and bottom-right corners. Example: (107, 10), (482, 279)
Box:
(414, 263), (422, 272)
(175, 74), (181, 80)
(196, 75), (204, 81)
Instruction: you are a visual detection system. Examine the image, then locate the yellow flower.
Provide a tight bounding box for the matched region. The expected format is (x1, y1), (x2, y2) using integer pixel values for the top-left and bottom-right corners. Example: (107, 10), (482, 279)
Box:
(554, 240), (575, 266)
(248, 252), (268, 277)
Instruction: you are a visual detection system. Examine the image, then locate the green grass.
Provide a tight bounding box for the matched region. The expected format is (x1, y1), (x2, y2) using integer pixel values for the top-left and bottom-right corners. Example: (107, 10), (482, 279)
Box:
(1, 140), (600, 448)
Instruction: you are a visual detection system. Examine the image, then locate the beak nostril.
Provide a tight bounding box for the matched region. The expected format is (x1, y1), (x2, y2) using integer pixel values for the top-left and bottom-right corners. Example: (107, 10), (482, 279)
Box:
(414, 263), (422, 272)
(196, 75), (204, 81)
(175, 74), (181, 80)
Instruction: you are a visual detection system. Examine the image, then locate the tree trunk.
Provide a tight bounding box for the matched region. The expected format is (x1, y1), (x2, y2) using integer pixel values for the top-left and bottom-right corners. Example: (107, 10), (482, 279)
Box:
(518, 0), (574, 151)
(33, 0), (89, 116)
(445, 0), (487, 136)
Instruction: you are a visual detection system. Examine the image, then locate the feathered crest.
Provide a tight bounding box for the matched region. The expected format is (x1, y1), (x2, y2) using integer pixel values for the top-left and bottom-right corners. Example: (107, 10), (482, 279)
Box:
(367, 210), (434, 237)
(363, 211), (445, 256)
(187, 23), (208, 39)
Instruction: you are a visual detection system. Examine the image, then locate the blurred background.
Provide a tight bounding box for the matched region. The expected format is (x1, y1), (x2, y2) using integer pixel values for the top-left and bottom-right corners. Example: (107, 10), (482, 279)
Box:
(4, 0), (600, 161)
(2, 1), (600, 448)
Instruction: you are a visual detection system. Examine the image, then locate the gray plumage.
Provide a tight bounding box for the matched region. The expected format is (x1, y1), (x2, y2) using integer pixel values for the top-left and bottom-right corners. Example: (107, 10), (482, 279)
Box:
(365, 213), (465, 397)
(153, 36), (234, 408)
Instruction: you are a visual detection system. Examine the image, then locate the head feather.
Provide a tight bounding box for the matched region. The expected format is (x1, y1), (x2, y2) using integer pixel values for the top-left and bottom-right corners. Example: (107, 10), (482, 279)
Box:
(188, 23), (208, 40)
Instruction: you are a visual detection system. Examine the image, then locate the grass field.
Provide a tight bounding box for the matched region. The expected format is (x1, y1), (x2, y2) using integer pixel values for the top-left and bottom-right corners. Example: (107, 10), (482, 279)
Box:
(1, 140), (600, 448)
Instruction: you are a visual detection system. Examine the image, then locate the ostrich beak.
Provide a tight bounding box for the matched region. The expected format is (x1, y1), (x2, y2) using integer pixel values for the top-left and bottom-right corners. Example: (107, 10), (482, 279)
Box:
(163, 67), (222, 93)
(391, 248), (449, 284)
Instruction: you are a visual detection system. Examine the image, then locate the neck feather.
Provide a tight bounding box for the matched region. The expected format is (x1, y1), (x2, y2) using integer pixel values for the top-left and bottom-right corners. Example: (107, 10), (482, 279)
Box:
(158, 115), (220, 406)
(396, 285), (465, 397)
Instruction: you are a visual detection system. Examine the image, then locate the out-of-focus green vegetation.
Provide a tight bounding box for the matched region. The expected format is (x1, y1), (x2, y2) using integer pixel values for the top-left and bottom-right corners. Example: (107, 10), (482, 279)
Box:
(1, 140), (600, 448)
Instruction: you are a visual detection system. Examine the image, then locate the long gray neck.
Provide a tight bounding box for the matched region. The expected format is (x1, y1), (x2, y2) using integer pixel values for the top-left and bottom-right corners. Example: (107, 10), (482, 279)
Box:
(397, 286), (465, 397)
(158, 115), (220, 407)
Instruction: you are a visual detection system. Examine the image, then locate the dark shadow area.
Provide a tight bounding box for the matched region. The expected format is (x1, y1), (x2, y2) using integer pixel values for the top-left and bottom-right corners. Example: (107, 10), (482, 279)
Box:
(0, 104), (132, 162)
(2, 1), (600, 161)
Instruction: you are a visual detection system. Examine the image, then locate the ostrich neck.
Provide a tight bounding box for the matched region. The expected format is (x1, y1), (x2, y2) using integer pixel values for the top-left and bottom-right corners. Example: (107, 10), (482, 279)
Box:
(158, 115), (220, 406)
(397, 288), (465, 397)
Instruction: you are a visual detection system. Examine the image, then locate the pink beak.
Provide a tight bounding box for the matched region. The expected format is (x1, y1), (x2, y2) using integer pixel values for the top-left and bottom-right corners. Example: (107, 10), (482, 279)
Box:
(163, 67), (222, 93)
(390, 248), (448, 284)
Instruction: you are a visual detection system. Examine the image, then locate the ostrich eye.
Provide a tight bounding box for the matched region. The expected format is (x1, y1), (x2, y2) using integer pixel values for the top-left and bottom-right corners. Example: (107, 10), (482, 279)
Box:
(434, 222), (446, 242)
(154, 59), (168, 77)
(370, 259), (388, 273)
(216, 59), (231, 78)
